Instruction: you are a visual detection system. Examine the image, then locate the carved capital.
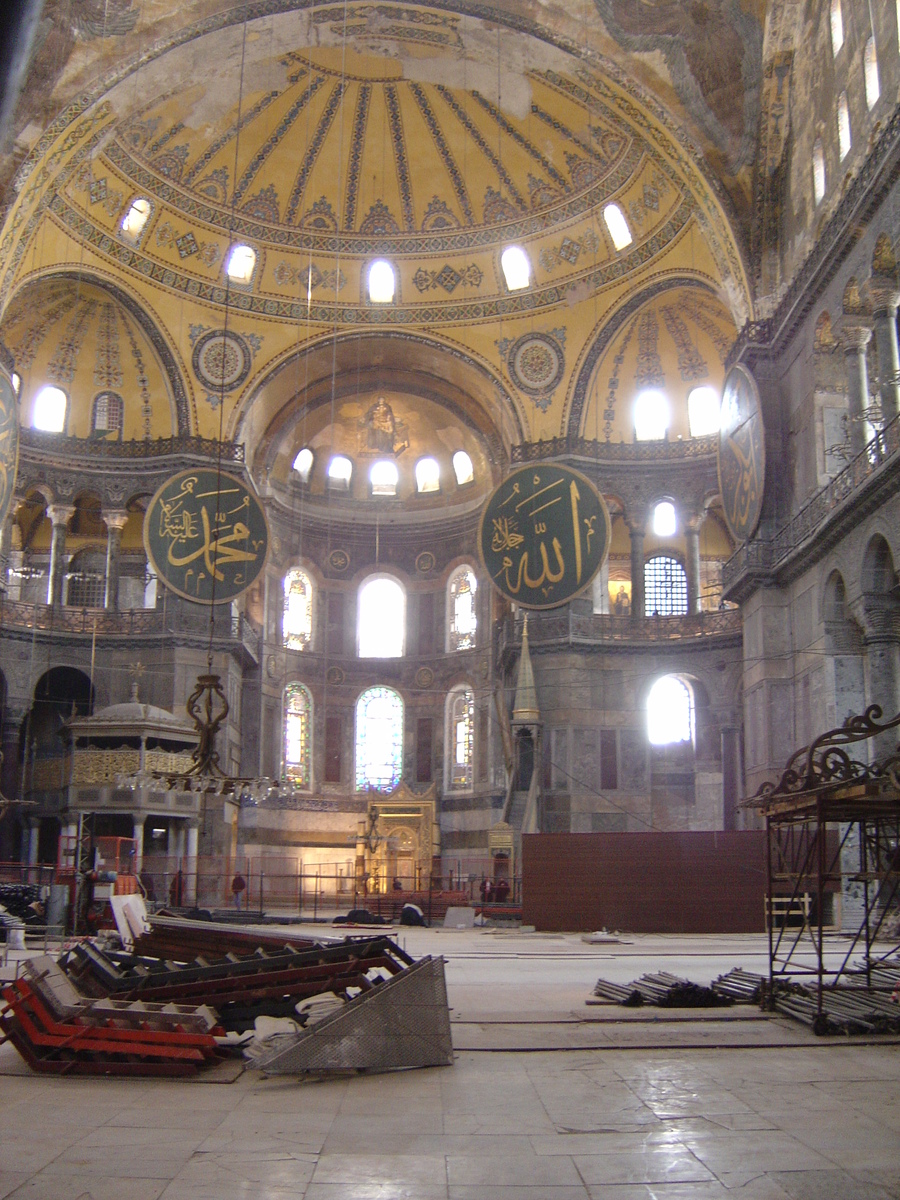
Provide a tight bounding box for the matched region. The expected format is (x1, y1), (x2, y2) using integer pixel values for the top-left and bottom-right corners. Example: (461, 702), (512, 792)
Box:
(103, 509), (129, 533)
(46, 504), (74, 528)
(866, 273), (900, 317)
(838, 323), (873, 353)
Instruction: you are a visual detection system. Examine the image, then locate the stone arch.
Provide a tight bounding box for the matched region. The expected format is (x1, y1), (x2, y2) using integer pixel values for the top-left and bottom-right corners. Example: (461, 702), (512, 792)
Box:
(859, 536), (900, 737)
(823, 569), (865, 726)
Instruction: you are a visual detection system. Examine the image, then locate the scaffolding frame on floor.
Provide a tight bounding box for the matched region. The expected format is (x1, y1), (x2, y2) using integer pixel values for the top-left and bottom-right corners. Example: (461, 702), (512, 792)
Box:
(744, 704), (900, 1021)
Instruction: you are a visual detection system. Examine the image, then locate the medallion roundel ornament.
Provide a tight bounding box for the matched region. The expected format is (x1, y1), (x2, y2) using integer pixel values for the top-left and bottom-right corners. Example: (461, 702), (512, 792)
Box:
(479, 464), (610, 610)
(144, 468), (268, 604)
(508, 333), (565, 396)
(0, 366), (20, 535)
(192, 329), (252, 393)
(718, 364), (766, 543)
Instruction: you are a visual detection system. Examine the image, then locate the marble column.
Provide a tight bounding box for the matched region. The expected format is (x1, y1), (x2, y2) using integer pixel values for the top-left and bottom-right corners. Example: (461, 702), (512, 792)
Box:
(46, 504), (74, 607)
(868, 276), (900, 423)
(862, 597), (900, 757)
(627, 521), (645, 622)
(132, 817), (144, 873)
(685, 515), (703, 615)
(103, 510), (129, 610)
(840, 324), (874, 456)
(186, 820), (199, 905)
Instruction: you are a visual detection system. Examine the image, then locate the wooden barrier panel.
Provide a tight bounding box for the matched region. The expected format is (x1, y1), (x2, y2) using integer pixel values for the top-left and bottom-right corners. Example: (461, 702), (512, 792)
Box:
(522, 831), (767, 933)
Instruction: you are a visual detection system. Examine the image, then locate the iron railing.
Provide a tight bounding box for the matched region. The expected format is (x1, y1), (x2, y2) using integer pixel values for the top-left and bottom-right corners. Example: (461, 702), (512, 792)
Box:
(512, 433), (717, 463)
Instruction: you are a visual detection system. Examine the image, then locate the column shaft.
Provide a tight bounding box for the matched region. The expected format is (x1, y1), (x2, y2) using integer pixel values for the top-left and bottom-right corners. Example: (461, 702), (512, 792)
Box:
(628, 526), (645, 622)
(842, 327), (874, 456)
(685, 525), (702, 615)
(46, 506), (73, 607)
(104, 514), (128, 610)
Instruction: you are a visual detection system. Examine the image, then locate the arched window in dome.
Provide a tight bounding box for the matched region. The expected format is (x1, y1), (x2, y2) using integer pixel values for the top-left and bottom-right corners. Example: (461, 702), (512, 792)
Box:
(293, 447), (313, 482)
(644, 555), (688, 616)
(837, 93), (851, 160)
(452, 450), (474, 486)
(865, 38), (880, 109)
(11, 372), (21, 395)
(603, 203), (633, 251)
(447, 566), (477, 651)
(283, 683), (312, 788)
(813, 139), (826, 205)
(92, 392), (123, 441)
(688, 386), (720, 437)
(415, 457), (440, 493)
(32, 385), (67, 433)
(633, 389), (668, 441)
(226, 244), (256, 283)
(368, 260), (395, 303)
(647, 675), (694, 746)
(652, 501), (677, 538)
(355, 686), (403, 793)
(327, 454), (353, 490)
(830, 0), (843, 55)
(446, 685), (475, 791)
(121, 197), (151, 240)
(370, 460), (398, 496)
(500, 246), (531, 291)
(358, 576), (405, 658)
(283, 568), (313, 650)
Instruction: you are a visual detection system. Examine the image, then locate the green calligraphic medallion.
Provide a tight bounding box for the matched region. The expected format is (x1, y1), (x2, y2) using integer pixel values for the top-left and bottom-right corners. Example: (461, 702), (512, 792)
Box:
(144, 468), (268, 604)
(479, 464), (610, 610)
(718, 364), (766, 542)
(0, 368), (19, 534)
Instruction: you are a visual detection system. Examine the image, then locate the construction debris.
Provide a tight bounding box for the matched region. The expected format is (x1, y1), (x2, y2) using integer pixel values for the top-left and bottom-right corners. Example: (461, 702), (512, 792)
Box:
(711, 968), (766, 1003)
(1, 914), (454, 1077)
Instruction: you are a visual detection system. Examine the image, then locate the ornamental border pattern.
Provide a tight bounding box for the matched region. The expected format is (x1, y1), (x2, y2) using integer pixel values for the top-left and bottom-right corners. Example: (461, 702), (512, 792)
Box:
(43, 188), (698, 325)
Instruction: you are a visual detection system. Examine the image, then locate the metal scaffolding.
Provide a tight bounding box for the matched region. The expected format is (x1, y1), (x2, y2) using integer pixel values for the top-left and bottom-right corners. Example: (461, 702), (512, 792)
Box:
(744, 705), (900, 1030)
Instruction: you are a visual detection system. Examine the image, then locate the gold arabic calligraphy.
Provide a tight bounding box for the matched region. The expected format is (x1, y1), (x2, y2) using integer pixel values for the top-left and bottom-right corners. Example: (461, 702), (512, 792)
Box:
(486, 472), (599, 600)
(156, 476), (264, 596)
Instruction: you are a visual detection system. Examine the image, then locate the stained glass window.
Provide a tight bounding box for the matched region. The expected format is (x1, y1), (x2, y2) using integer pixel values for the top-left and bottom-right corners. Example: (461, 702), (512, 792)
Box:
(284, 683), (312, 787)
(448, 567), (477, 650)
(644, 555), (688, 616)
(355, 687), (403, 793)
(447, 687), (474, 790)
(283, 568), (313, 650)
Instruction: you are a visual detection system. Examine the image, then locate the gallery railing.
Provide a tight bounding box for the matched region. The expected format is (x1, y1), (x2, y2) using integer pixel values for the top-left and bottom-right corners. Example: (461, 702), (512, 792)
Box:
(0, 598), (262, 656)
(511, 433), (717, 463)
(499, 607), (741, 653)
(18, 430), (245, 462)
(723, 413), (900, 592)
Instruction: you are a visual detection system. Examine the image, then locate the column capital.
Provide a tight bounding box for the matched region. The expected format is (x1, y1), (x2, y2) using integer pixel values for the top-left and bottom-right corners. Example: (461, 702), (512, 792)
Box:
(866, 274), (900, 317)
(104, 509), (129, 533)
(46, 503), (74, 527)
(838, 322), (873, 353)
(684, 514), (704, 535)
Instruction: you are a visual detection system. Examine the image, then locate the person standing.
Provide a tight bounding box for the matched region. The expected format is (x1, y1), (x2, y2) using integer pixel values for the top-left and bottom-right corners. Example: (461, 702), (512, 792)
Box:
(231, 872), (247, 911)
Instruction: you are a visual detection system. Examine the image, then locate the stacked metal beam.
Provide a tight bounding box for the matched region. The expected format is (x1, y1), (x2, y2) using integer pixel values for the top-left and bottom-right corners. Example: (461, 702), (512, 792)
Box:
(593, 972), (733, 1008)
(61, 933), (415, 1031)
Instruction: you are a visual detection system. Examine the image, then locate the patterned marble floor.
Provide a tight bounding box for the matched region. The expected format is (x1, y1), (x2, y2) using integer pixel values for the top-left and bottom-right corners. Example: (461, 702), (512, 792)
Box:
(1, 929), (898, 1199)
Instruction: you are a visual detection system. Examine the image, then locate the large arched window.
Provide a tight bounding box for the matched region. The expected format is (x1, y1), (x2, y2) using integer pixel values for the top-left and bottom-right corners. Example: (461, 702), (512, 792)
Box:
(355, 686), (403, 792)
(813, 139), (826, 205)
(446, 686), (474, 791)
(644, 555), (688, 616)
(447, 566), (477, 651)
(633, 389), (669, 441)
(358, 576), (405, 657)
(32, 385), (67, 433)
(837, 92), (851, 160)
(647, 676), (694, 745)
(283, 683), (312, 788)
(283, 568), (313, 650)
(864, 38), (880, 110)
